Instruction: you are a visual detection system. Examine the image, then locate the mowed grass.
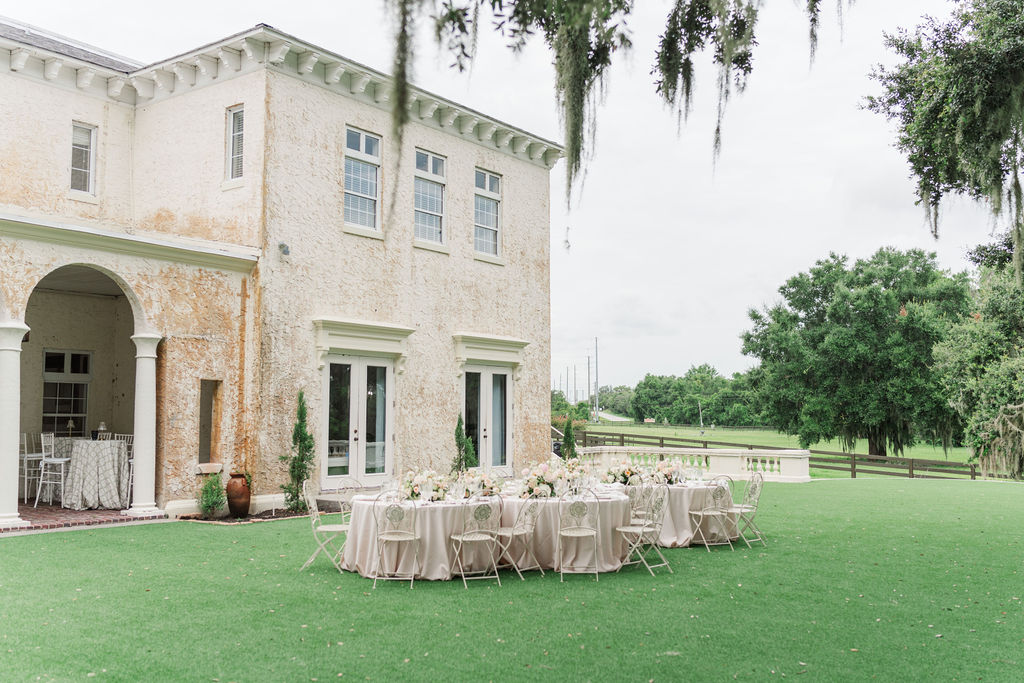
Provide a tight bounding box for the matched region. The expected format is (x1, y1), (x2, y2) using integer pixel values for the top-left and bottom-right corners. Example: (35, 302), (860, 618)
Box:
(587, 423), (972, 463)
(2, 479), (1022, 681)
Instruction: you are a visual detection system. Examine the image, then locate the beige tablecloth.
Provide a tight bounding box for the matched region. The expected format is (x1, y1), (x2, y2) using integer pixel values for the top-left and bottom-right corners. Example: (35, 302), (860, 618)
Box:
(61, 439), (129, 510)
(341, 493), (631, 580)
(659, 484), (738, 548)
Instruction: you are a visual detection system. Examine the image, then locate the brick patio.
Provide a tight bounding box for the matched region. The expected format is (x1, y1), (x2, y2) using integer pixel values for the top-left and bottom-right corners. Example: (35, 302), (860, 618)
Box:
(1, 503), (167, 534)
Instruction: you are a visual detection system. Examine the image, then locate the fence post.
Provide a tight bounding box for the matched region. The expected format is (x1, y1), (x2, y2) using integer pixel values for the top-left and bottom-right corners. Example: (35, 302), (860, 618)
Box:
(850, 454), (856, 479)
(970, 463), (977, 480)
(908, 459), (914, 479)
(619, 433), (625, 447)
(702, 441), (708, 449)
(659, 436), (665, 448)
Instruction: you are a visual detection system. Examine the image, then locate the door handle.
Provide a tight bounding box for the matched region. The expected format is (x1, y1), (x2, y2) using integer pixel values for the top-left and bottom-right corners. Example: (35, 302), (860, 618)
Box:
(353, 428), (359, 443)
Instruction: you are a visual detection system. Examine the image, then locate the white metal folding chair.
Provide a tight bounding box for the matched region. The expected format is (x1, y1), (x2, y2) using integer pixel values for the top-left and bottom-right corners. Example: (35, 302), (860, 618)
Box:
(450, 495), (502, 588)
(497, 495), (545, 579)
(20, 433), (44, 503)
(689, 482), (734, 552)
(114, 434), (135, 503)
(372, 490), (419, 588)
(728, 472), (766, 547)
(34, 433), (68, 508)
(617, 483), (673, 576)
(299, 480), (349, 572)
(557, 489), (601, 582)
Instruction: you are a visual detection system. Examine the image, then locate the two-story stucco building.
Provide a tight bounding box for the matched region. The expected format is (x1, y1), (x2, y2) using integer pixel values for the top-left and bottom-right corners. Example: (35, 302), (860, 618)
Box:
(0, 18), (560, 526)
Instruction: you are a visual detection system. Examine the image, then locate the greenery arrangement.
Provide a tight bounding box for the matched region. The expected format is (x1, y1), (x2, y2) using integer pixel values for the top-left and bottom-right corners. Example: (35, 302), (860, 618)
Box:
(197, 473), (226, 519)
(451, 414), (478, 473)
(561, 414), (578, 459)
(280, 391), (315, 513)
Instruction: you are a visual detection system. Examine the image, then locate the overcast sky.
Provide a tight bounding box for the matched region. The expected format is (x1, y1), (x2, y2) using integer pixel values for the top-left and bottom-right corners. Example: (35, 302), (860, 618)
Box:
(10, 1), (996, 396)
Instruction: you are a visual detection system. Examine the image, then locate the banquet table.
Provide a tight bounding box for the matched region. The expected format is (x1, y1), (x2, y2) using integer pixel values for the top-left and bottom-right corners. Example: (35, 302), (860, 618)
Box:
(658, 483), (739, 548)
(340, 492), (631, 581)
(54, 437), (130, 510)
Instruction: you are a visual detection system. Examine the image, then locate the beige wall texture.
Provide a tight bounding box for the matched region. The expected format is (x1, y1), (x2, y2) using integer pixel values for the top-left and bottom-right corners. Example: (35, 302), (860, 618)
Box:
(1, 36), (553, 509)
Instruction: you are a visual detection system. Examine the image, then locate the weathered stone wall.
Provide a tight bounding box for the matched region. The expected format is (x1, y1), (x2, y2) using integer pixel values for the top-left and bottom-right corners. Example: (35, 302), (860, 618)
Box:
(257, 72), (551, 482)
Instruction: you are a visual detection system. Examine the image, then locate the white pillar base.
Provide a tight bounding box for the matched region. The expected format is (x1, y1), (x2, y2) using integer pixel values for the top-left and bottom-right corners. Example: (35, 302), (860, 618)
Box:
(0, 513), (32, 529)
(122, 505), (163, 517)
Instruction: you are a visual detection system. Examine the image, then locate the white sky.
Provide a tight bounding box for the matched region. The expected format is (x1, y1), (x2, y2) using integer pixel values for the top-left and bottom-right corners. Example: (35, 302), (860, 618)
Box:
(10, 1), (996, 395)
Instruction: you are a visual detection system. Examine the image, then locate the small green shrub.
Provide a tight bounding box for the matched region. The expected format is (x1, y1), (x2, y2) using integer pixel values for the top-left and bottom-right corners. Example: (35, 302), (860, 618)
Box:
(452, 414), (478, 473)
(198, 473), (226, 519)
(280, 390), (315, 512)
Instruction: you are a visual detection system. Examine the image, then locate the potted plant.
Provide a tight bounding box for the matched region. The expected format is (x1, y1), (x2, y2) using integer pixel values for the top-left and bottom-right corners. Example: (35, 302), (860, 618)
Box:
(226, 470), (252, 518)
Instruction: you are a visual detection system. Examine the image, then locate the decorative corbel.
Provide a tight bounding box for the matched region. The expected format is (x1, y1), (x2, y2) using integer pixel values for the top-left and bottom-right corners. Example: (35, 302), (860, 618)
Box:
(476, 123), (495, 142)
(530, 143), (548, 161)
(43, 58), (62, 80)
(441, 107), (459, 128)
(395, 356), (407, 375)
(297, 51), (319, 74)
(9, 48), (30, 71)
(218, 47), (241, 72)
(543, 149), (561, 168)
(373, 82), (390, 103)
(316, 344), (329, 370)
(324, 62), (345, 85)
(106, 76), (126, 98)
(267, 41), (291, 65)
(350, 73), (371, 94)
(418, 100), (439, 120)
(152, 69), (175, 93)
(459, 116), (479, 136)
(241, 37), (265, 64)
(172, 62), (196, 87)
(496, 130), (514, 148)
(194, 54), (218, 79)
(513, 136), (531, 155)
(130, 77), (155, 100)
(76, 68), (96, 90)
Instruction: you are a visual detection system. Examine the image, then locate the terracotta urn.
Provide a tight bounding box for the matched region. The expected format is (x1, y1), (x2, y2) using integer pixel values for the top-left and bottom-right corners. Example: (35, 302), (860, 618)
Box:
(226, 472), (251, 518)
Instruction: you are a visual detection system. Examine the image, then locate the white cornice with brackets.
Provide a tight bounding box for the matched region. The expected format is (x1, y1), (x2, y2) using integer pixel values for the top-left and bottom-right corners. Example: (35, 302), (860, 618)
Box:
(453, 332), (529, 379)
(1, 24), (564, 169)
(313, 318), (416, 372)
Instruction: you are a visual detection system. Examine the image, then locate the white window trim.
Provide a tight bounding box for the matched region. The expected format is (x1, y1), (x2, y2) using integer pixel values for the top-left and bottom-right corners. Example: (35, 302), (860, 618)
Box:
(473, 168), (502, 258)
(413, 149), (446, 245)
(69, 122), (97, 197)
(343, 127), (382, 233)
(463, 364), (514, 476)
(225, 105), (244, 182)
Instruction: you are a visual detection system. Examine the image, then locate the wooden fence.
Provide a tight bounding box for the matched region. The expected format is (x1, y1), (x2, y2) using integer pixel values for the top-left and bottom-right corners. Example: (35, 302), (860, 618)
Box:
(578, 429), (990, 480)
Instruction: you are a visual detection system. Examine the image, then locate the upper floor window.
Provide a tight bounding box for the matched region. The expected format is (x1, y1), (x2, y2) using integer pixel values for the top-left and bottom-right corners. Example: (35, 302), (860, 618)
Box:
(414, 150), (446, 244)
(474, 169), (501, 256)
(226, 106), (244, 180)
(344, 128), (382, 230)
(70, 123), (96, 194)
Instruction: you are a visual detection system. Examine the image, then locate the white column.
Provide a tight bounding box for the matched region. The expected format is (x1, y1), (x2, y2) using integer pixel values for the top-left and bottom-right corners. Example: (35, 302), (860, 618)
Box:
(126, 333), (162, 515)
(0, 321), (31, 528)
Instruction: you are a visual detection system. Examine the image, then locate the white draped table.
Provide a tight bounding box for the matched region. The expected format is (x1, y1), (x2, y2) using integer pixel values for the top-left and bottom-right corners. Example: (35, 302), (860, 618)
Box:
(55, 437), (130, 510)
(341, 492), (631, 580)
(659, 484), (739, 548)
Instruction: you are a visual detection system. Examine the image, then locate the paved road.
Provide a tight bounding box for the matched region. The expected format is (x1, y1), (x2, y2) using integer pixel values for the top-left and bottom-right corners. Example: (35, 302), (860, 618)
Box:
(598, 411), (631, 422)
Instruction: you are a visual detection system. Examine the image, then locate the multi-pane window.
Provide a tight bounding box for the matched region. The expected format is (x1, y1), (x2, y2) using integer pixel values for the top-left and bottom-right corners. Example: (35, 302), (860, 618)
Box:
(344, 128), (382, 229)
(42, 350), (91, 436)
(474, 169), (501, 255)
(414, 150), (446, 243)
(70, 123), (95, 193)
(226, 106), (244, 180)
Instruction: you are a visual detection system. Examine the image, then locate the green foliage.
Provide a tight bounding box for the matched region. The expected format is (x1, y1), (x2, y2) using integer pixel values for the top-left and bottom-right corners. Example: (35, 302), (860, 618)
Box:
(197, 473), (225, 520)
(597, 384), (633, 417)
(280, 391), (315, 513)
(629, 366), (766, 427)
(933, 268), (1024, 476)
(452, 413), (478, 473)
(389, 1), (834, 199)
(868, 0), (1024, 280)
(967, 231), (1015, 271)
(561, 415), (578, 459)
(550, 389), (571, 415)
(742, 248), (971, 456)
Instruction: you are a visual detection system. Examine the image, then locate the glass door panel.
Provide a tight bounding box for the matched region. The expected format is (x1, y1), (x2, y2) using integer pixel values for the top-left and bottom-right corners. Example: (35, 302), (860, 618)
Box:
(464, 371), (481, 460)
(490, 374), (507, 467)
(327, 363), (352, 476)
(363, 365), (388, 476)
(464, 366), (512, 473)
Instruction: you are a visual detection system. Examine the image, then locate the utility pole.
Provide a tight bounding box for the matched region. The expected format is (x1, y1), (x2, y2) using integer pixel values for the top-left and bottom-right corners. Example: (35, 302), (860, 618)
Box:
(594, 337), (600, 419)
(587, 355), (592, 422)
(573, 365), (577, 404)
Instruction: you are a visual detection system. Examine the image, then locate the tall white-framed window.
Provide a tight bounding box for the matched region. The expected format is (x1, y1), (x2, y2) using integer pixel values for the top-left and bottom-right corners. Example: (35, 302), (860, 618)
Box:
(474, 169), (501, 256)
(413, 149), (446, 244)
(42, 349), (92, 436)
(464, 366), (513, 474)
(225, 105), (244, 180)
(70, 123), (96, 194)
(344, 128), (382, 230)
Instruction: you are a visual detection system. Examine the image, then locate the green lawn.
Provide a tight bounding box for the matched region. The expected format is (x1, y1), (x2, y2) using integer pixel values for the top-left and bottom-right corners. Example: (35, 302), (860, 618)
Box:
(2, 479), (1022, 680)
(587, 423), (973, 463)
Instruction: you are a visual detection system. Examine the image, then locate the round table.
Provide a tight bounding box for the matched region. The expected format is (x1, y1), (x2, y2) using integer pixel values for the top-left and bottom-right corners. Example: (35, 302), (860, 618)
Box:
(340, 492), (631, 580)
(659, 484), (739, 548)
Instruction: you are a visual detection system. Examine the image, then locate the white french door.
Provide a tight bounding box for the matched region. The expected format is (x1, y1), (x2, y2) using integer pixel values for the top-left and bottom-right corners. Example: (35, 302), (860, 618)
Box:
(464, 366), (512, 474)
(322, 356), (394, 487)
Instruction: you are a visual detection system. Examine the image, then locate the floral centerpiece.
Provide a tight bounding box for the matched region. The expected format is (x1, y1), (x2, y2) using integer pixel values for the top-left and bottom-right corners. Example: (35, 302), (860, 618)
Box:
(452, 469), (503, 498)
(604, 460), (642, 485)
(400, 469), (447, 501)
(519, 460), (556, 498)
(654, 458), (684, 484)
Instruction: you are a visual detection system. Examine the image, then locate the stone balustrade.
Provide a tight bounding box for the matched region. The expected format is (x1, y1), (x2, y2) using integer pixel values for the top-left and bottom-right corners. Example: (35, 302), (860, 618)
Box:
(577, 446), (811, 483)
